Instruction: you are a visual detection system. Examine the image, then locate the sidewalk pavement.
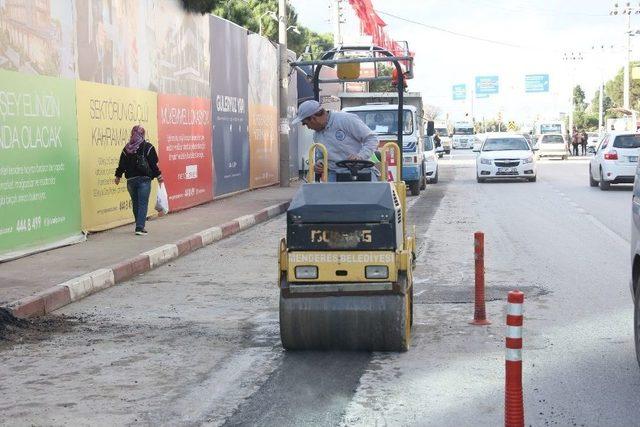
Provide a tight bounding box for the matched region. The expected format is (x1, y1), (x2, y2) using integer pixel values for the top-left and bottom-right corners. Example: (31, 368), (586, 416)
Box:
(1, 183), (300, 318)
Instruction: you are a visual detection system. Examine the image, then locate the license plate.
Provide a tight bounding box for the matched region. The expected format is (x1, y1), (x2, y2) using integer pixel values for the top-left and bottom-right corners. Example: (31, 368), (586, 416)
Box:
(629, 156), (638, 163)
(498, 167), (517, 173)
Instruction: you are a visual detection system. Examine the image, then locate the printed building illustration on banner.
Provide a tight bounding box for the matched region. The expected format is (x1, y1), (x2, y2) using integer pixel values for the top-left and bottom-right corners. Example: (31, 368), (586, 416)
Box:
(247, 33), (279, 189)
(0, 70), (82, 260)
(0, 0), (76, 79)
(76, 80), (158, 231)
(76, 0), (153, 89)
(153, 0), (211, 98)
(157, 94), (213, 211)
(210, 16), (250, 196)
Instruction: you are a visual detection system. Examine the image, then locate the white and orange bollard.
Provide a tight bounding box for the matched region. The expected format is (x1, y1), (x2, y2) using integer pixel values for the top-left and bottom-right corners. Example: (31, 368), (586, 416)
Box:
(505, 290), (524, 427)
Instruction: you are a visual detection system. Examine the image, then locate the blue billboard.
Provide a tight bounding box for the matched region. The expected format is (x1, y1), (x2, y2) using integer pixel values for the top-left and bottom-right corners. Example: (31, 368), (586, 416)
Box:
(452, 84), (466, 100)
(475, 75), (499, 95)
(525, 74), (549, 93)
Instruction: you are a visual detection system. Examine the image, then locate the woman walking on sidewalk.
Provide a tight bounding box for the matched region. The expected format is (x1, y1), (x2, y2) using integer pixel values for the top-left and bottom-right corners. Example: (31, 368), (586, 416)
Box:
(114, 125), (163, 235)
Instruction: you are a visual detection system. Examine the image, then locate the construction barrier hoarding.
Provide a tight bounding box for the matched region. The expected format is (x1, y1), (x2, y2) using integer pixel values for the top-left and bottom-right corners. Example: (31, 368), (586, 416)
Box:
(210, 16), (250, 197)
(157, 94), (213, 210)
(76, 80), (158, 231)
(0, 70), (83, 260)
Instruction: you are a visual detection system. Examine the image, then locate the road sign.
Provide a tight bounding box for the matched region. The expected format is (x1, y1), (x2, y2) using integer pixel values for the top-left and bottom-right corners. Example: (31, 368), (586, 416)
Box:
(452, 84), (466, 100)
(475, 76), (499, 95)
(525, 74), (549, 93)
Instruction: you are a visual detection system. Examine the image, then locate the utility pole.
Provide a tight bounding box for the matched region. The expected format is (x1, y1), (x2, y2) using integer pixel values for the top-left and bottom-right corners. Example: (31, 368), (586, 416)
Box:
(562, 50), (583, 134)
(609, 2), (640, 110)
(278, 0), (290, 187)
(331, 0), (343, 46)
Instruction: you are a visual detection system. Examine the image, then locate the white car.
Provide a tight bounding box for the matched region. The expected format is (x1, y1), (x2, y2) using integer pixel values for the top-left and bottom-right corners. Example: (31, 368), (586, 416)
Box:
(587, 132), (600, 150)
(589, 132), (640, 190)
(423, 136), (439, 183)
(537, 133), (568, 160)
(475, 134), (537, 183)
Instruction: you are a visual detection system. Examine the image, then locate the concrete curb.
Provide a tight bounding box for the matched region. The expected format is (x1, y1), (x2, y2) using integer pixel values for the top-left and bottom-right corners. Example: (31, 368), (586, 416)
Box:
(5, 201), (290, 319)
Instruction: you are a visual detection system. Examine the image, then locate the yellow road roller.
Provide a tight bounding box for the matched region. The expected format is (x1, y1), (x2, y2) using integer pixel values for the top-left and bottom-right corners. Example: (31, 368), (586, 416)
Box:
(278, 141), (416, 351)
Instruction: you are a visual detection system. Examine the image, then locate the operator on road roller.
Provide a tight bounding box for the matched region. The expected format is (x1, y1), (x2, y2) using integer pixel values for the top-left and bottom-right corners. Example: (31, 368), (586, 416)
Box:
(292, 100), (379, 182)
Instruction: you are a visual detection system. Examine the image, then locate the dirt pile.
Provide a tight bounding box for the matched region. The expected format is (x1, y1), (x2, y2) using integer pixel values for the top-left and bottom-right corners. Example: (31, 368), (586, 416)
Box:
(0, 307), (80, 347)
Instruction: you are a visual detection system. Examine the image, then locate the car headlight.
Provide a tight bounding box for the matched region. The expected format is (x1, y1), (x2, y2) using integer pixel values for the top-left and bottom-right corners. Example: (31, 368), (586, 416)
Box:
(522, 156), (534, 164)
(365, 265), (388, 279)
(480, 158), (492, 165)
(295, 266), (318, 279)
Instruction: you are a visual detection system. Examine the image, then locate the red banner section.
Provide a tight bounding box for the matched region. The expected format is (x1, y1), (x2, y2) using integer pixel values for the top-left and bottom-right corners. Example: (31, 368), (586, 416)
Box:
(157, 94), (213, 211)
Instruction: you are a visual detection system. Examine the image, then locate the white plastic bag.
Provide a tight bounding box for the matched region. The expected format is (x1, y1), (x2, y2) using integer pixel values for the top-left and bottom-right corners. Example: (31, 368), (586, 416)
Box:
(155, 182), (169, 215)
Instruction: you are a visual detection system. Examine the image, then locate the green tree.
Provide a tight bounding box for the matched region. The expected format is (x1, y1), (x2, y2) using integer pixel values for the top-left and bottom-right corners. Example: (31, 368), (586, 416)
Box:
(603, 61), (640, 111)
(180, 0), (333, 57)
(590, 90), (614, 120)
(573, 85), (587, 112)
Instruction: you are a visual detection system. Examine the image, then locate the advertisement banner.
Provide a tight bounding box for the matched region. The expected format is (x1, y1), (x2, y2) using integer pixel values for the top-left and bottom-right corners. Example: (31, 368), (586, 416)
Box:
(209, 16), (249, 196)
(475, 75), (499, 95)
(153, 0), (211, 98)
(247, 34), (279, 189)
(76, 0), (152, 89)
(76, 80), (158, 231)
(0, 0), (76, 79)
(0, 70), (82, 260)
(157, 94), (213, 210)
(525, 74), (550, 93)
(452, 84), (466, 100)
(287, 51), (299, 179)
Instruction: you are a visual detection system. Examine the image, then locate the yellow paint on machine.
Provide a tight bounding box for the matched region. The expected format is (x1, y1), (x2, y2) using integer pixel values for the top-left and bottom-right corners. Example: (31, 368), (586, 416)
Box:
(287, 251), (397, 283)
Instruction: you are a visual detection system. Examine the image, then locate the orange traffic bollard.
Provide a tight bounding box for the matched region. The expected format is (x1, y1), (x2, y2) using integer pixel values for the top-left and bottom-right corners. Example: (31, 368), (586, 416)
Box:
(470, 232), (490, 325)
(505, 291), (525, 427)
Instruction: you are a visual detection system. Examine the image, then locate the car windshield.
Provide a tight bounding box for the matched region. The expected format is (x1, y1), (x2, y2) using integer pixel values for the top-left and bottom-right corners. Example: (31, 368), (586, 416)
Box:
(425, 137), (434, 151)
(542, 135), (564, 144)
(454, 128), (474, 135)
(350, 110), (413, 135)
(613, 134), (640, 149)
(482, 138), (530, 151)
(540, 124), (562, 134)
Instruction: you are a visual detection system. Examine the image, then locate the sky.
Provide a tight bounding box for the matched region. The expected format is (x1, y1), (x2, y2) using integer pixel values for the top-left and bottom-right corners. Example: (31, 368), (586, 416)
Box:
(289, 0), (637, 124)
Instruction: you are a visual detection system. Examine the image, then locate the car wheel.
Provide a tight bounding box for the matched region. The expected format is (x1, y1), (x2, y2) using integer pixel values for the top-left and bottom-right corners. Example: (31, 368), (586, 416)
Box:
(420, 172), (426, 190)
(589, 166), (598, 187)
(528, 176), (537, 182)
(562, 155), (567, 160)
(409, 180), (421, 196)
(433, 168), (439, 184)
(599, 168), (610, 191)
(476, 175), (485, 183)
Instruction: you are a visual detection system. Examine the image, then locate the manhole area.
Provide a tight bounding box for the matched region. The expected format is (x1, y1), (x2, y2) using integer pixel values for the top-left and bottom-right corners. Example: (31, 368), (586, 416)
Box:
(414, 284), (549, 304)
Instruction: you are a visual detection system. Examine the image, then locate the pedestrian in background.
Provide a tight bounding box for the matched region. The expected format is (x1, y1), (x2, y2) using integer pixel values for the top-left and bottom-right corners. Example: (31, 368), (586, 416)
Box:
(580, 129), (588, 156)
(114, 125), (163, 236)
(571, 129), (580, 156)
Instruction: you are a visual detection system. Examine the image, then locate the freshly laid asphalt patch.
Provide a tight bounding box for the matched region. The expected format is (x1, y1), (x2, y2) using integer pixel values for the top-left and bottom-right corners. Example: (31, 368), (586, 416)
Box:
(414, 284), (549, 305)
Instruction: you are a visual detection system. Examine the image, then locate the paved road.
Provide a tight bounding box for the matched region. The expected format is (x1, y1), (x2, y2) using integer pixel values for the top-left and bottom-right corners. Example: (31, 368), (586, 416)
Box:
(1, 151), (638, 426)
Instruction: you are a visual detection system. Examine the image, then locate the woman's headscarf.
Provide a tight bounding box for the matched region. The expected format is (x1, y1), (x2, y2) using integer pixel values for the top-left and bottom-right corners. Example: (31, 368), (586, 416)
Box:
(125, 125), (146, 154)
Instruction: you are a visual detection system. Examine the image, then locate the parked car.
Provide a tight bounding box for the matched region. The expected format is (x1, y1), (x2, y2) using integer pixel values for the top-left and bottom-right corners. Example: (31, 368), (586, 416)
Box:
(474, 133), (538, 182)
(537, 133), (568, 160)
(589, 132), (640, 190)
(423, 136), (439, 183)
(630, 157), (640, 366)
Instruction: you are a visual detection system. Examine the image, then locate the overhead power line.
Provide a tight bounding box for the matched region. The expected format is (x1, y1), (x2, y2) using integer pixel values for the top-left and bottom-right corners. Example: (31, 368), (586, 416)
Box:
(464, 0), (608, 17)
(375, 9), (535, 49)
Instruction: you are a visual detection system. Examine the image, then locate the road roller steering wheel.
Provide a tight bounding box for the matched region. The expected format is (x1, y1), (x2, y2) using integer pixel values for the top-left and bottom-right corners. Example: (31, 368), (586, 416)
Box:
(335, 159), (375, 181)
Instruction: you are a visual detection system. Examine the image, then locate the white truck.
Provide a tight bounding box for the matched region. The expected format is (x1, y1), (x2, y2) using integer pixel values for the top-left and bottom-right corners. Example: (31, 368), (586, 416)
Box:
(340, 92), (429, 195)
(452, 121), (475, 149)
(434, 121), (451, 155)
